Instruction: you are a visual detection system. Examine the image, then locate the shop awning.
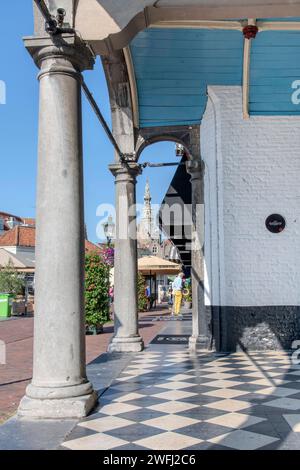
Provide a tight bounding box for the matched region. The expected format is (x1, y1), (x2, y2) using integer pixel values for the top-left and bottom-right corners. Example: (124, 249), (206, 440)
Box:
(138, 256), (182, 275)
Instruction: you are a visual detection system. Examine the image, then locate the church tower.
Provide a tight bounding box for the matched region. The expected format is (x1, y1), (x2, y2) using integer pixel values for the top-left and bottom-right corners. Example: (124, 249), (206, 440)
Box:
(142, 178), (152, 238)
(137, 178), (160, 245)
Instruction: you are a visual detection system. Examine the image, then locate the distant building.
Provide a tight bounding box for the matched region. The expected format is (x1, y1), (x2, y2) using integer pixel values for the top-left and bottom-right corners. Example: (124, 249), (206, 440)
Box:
(137, 181), (180, 291)
(0, 224), (36, 273)
(85, 239), (105, 255)
(0, 212), (26, 235)
(137, 179), (161, 256)
(137, 179), (180, 261)
(0, 214), (101, 275)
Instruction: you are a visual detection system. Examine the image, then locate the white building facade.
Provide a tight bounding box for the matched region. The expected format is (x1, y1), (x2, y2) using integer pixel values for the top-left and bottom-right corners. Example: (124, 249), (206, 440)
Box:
(202, 86), (300, 350)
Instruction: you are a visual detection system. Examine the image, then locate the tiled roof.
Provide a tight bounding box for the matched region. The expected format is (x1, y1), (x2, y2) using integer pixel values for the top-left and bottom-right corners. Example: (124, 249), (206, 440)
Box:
(0, 223), (100, 253)
(0, 211), (23, 222)
(0, 248), (35, 269)
(22, 218), (36, 226)
(0, 212), (23, 231)
(85, 240), (102, 254)
(0, 226), (36, 247)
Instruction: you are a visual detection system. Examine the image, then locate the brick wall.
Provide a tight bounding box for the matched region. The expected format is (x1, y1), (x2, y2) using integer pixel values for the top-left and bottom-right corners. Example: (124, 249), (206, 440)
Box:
(202, 86), (300, 308)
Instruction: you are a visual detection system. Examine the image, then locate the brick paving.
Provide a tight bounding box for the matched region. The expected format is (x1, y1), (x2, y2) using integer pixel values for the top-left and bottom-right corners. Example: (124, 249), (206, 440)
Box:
(0, 308), (169, 424)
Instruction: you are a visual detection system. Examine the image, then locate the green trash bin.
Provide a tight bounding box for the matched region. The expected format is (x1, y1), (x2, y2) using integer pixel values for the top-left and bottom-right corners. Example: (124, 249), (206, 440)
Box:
(0, 293), (14, 318)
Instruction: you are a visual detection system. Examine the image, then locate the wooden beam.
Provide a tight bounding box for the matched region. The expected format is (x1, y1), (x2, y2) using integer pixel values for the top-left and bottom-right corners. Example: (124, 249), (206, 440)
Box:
(123, 46), (140, 129)
(149, 20), (244, 31)
(258, 21), (300, 31)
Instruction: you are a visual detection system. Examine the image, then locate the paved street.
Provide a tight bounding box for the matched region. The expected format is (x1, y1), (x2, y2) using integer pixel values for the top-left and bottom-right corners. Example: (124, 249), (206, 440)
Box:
(0, 309), (169, 424)
(62, 314), (300, 451)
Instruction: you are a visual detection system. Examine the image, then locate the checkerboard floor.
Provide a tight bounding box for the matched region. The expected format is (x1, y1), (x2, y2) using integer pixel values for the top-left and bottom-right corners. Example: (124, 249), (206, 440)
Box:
(62, 346), (300, 450)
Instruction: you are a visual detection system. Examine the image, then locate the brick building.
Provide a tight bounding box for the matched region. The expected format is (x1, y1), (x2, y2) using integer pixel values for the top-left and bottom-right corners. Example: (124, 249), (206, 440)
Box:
(0, 216), (102, 275)
(0, 212), (30, 235)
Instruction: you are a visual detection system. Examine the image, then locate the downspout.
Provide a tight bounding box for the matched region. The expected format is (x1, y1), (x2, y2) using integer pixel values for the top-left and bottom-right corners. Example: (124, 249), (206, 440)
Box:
(242, 19), (258, 119)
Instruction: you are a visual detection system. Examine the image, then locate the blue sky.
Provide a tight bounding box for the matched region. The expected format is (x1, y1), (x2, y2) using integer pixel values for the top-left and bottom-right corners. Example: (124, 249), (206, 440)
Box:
(0, 1), (177, 242)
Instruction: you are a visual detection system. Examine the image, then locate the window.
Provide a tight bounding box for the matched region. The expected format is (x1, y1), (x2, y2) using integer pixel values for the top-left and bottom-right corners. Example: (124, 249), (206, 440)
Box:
(152, 245), (158, 254)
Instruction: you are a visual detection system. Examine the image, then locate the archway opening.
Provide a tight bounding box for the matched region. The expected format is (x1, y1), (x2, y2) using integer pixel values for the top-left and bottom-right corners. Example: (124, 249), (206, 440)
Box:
(136, 140), (192, 332)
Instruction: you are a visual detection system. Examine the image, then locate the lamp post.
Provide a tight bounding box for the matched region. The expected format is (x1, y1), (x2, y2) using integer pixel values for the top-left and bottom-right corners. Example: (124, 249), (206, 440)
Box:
(175, 143), (185, 158)
(102, 215), (115, 247)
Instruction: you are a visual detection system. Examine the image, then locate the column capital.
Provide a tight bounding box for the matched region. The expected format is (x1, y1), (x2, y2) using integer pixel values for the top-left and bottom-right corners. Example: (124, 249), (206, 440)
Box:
(23, 34), (95, 72)
(186, 159), (205, 179)
(109, 162), (142, 181)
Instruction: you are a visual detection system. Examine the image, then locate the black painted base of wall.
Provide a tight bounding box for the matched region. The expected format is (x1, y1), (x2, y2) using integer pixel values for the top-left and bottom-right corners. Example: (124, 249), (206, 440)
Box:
(208, 306), (300, 352)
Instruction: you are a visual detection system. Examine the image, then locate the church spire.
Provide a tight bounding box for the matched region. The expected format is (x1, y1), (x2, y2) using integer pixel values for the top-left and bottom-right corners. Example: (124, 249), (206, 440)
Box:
(141, 178), (152, 239)
(144, 178), (151, 203)
(137, 178), (160, 245)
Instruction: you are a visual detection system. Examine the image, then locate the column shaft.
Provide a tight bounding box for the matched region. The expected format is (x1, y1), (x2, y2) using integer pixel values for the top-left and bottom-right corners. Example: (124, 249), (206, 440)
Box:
(18, 38), (97, 418)
(187, 160), (210, 351)
(108, 163), (144, 352)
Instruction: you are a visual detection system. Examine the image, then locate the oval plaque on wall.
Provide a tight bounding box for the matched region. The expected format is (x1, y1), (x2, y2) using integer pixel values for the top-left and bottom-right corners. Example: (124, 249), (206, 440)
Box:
(265, 214), (286, 233)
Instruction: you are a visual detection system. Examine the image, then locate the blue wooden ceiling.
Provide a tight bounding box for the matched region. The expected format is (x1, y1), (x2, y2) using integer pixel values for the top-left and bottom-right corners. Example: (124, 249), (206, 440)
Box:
(250, 31), (300, 115)
(130, 23), (300, 128)
(130, 28), (243, 127)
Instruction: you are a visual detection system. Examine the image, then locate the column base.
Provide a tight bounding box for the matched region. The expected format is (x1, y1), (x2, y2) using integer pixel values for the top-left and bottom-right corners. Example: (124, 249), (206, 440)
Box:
(189, 335), (210, 352)
(108, 336), (144, 353)
(18, 383), (98, 419)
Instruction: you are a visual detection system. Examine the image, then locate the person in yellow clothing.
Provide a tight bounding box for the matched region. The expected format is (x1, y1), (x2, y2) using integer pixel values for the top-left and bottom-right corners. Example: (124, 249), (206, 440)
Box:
(172, 272), (184, 317)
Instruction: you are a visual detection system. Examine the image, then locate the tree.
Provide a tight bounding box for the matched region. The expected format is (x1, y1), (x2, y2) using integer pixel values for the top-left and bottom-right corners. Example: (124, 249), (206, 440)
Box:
(0, 261), (24, 296)
(85, 252), (110, 330)
(137, 273), (147, 312)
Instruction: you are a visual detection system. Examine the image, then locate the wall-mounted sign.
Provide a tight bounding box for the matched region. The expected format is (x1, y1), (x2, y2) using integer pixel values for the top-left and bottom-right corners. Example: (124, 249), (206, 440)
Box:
(265, 214), (286, 233)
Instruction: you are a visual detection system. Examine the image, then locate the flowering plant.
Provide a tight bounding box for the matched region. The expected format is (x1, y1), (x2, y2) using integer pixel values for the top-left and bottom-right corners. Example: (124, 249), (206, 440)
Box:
(102, 247), (114, 267)
(85, 252), (110, 328)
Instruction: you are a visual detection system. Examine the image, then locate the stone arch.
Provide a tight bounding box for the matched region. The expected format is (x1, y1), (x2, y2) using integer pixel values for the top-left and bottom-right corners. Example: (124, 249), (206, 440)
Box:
(135, 126), (200, 162)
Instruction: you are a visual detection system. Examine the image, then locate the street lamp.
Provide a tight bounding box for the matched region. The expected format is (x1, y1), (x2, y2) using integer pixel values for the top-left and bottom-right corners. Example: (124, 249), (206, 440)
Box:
(175, 143), (185, 158)
(102, 215), (115, 246)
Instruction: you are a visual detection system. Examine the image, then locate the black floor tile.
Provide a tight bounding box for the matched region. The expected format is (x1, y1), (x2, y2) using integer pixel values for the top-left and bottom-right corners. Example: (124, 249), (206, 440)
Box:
(230, 383), (268, 392)
(180, 394), (222, 405)
(63, 426), (98, 442)
(124, 396), (167, 407)
(105, 423), (162, 441)
(242, 421), (280, 438)
(177, 421), (233, 440)
(177, 407), (227, 420)
(137, 386), (172, 396)
(118, 409), (166, 422)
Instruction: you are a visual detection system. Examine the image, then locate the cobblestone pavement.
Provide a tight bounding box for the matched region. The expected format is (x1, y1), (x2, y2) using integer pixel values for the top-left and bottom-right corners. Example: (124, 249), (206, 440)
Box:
(62, 315), (300, 450)
(0, 308), (170, 423)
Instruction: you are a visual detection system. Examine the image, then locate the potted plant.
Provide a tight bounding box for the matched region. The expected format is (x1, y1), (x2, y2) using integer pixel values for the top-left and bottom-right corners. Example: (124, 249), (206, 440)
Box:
(183, 283), (192, 309)
(0, 261), (25, 316)
(85, 252), (110, 334)
(184, 292), (192, 309)
(137, 273), (148, 312)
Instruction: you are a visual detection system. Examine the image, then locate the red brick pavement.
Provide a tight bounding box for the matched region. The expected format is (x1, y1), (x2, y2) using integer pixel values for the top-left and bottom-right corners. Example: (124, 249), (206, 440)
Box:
(0, 308), (169, 423)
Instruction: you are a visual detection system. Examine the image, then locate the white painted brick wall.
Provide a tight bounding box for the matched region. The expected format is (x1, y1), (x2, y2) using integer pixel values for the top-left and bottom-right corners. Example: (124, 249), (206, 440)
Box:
(201, 86), (300, 307)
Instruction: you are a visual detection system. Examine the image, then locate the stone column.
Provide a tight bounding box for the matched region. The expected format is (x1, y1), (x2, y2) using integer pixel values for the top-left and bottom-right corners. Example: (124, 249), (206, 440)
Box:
(186, 160), (210, 351)
(108, 163), (144, 352)
(18, 36), (97, 419)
